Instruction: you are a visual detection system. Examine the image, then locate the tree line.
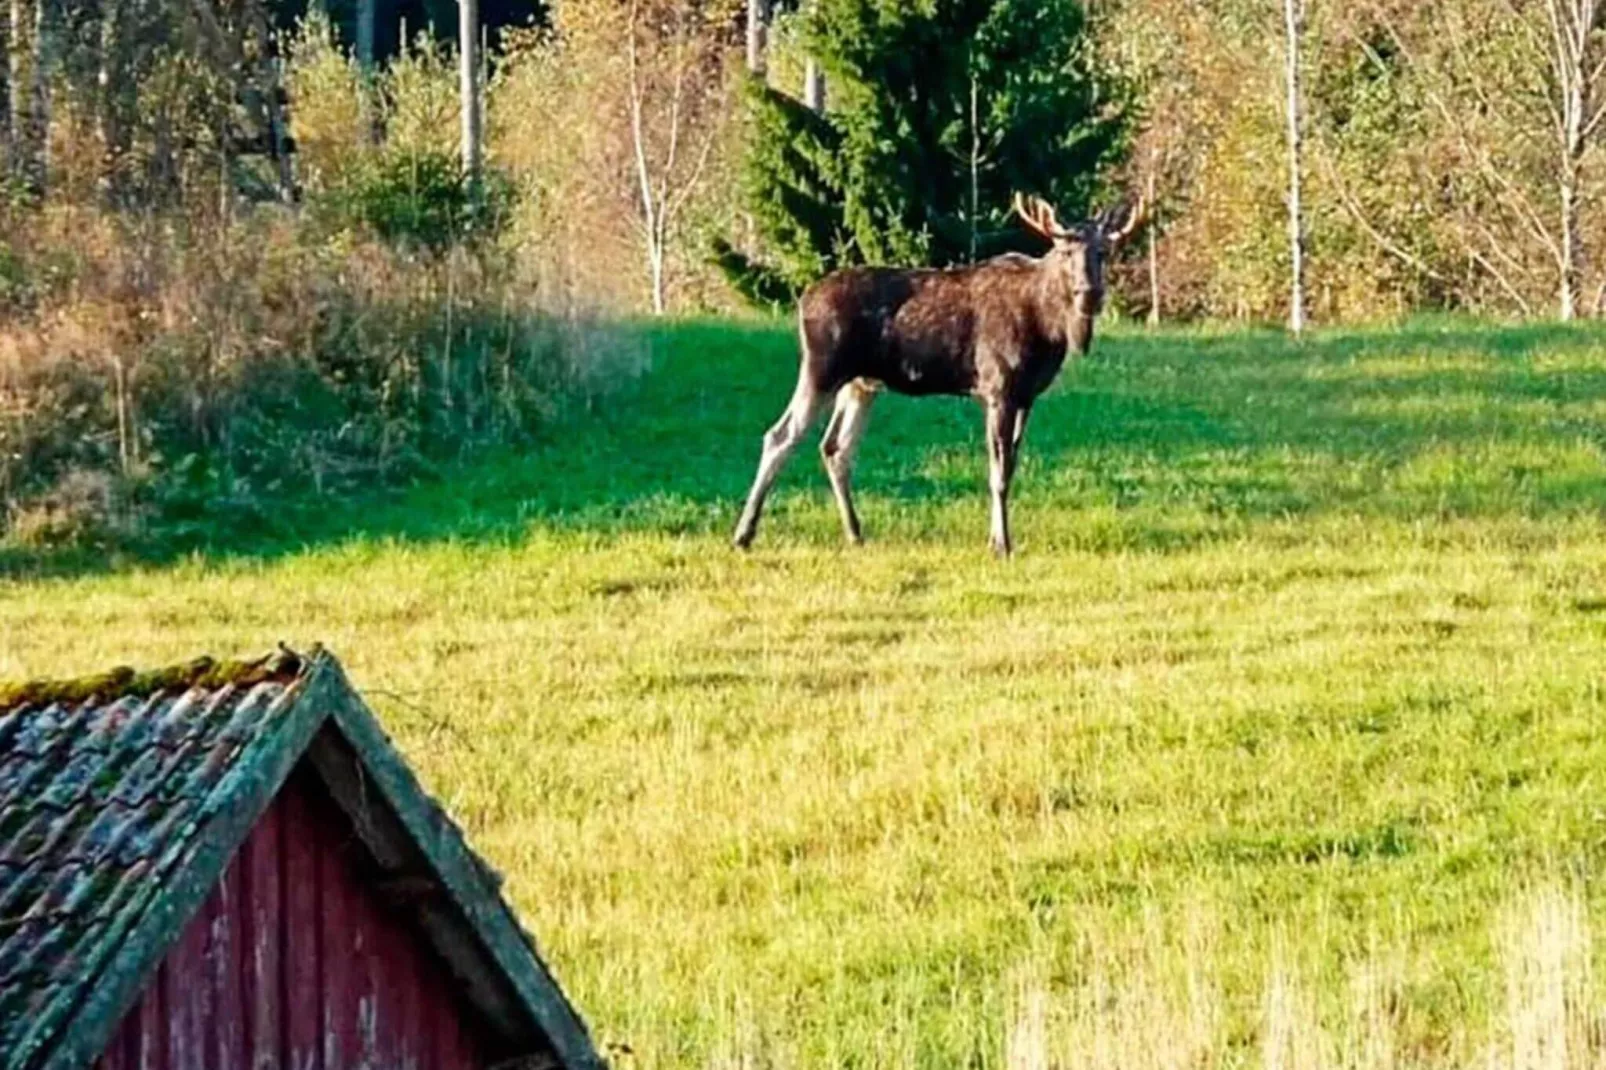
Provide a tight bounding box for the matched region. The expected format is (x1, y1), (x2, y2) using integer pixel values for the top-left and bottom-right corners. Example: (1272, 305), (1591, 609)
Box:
(3, 0), (1605, 325)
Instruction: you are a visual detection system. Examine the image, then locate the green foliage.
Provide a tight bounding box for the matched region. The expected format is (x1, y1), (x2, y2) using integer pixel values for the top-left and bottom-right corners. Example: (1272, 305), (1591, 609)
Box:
(723, 0), (1128, 302)
(329, 150), (518, 251)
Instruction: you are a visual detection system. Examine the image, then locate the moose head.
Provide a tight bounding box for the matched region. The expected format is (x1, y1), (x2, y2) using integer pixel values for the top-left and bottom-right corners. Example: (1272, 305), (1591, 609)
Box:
(1012, 193), (1147, 353)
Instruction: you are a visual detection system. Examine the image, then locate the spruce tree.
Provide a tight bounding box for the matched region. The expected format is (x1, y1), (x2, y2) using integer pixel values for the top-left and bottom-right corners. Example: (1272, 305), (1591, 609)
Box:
(716, 0), (1126, 307)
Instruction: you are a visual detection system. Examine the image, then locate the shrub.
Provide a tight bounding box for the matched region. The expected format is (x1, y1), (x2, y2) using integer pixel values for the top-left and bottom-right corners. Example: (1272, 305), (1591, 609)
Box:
(0, 208), (644, 552)
(329, 150), (518, 252)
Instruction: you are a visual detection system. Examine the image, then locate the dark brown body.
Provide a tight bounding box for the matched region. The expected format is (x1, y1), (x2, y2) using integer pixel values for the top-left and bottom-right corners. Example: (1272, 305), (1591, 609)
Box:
(798, 255), (1095, 402)
(732, 194), (1139, 555)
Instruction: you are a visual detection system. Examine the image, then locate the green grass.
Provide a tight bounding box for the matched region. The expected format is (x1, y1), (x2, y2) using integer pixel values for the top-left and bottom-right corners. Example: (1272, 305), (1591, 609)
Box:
(5, 318), (1606, 1067)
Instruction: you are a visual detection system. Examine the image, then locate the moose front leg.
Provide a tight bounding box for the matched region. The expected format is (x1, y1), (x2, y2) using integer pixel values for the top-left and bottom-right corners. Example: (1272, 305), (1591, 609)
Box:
(734, 382), (825, 549)
(985, 398), (1021, 557)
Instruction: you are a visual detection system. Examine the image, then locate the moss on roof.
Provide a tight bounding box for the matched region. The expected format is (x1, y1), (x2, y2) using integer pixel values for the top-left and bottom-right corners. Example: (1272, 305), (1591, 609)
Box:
(0, 645), (311, 713)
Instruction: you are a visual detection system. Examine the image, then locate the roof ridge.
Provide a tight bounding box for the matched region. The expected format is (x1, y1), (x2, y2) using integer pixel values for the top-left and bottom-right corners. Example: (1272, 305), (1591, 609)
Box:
(0, 645), (314, 716)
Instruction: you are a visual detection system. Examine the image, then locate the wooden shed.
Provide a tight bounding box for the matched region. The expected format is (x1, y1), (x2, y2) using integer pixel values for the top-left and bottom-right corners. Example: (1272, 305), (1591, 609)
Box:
(0, 647), (604, 1070)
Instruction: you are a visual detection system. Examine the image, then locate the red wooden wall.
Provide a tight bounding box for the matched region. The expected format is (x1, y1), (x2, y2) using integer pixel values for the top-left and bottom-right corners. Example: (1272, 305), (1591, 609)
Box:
(94, 765), (495, 1070)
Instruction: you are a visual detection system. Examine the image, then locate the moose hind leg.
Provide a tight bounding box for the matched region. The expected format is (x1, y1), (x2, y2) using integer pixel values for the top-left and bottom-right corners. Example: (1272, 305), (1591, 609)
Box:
(733, 384), (824, 548)
(821, 380), (878, 545)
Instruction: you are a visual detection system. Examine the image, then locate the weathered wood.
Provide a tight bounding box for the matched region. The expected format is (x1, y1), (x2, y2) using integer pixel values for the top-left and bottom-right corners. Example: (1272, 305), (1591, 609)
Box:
(94, 766), (500, 1070)
(322, 678), (604, 1068)
(304, 725), (537, 1050)
(39, 671), (331, 1070)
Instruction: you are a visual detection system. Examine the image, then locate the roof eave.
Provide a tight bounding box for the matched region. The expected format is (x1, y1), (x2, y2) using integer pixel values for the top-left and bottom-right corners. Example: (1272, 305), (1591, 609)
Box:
(314, 658), (606, 1070)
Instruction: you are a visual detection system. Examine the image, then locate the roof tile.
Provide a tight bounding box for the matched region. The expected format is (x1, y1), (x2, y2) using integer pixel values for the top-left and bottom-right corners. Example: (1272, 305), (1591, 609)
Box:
(0, 654), (306, 1066)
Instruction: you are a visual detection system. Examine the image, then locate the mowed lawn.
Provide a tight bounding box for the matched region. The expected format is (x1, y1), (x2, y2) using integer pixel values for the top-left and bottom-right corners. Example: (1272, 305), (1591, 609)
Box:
(5, 319), (1606, 1067)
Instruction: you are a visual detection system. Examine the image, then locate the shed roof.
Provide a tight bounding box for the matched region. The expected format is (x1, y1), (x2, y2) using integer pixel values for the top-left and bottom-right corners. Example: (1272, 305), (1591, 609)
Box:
(0, 647), (603, 1070)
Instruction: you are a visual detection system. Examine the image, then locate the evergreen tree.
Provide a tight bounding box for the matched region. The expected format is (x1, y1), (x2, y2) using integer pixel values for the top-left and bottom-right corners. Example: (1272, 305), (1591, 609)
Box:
(717, 0), (1127, 307)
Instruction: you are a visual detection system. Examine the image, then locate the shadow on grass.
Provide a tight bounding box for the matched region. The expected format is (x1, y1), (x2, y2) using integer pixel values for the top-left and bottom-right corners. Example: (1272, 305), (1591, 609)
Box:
(7, 316), (1606, 579)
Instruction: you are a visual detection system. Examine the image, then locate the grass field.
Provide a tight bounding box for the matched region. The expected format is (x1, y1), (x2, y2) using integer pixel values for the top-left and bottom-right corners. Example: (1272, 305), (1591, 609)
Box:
(5, 319), (1606, 1068)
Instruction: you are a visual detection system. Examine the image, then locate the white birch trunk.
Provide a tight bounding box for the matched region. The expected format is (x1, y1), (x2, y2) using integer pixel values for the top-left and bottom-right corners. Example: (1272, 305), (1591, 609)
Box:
(746, 0), (768, 75)
(1282, 0), (1307, 335)
(459, 0), (482, 183)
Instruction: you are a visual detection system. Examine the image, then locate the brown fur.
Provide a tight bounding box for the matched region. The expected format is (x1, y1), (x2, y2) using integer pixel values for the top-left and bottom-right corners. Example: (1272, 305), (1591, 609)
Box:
(733, 194), (1144, 556)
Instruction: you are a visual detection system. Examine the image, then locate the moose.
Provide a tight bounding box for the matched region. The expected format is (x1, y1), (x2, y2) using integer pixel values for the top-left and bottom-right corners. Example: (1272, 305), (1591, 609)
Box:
(732, 193), (1146, 556)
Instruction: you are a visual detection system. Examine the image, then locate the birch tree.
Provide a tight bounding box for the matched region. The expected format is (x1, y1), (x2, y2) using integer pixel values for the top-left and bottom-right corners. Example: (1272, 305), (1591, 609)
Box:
(746, 0), (768, 74)
(26, 0), (50, 194)
(6, 0), (21, 177)
(625, 0), (733, 314)
(1542, 0), (1605, 319)
(1283, 0), (1307, 333)
(1371, 0), (1606, 318)
(460, 0), (482, 183)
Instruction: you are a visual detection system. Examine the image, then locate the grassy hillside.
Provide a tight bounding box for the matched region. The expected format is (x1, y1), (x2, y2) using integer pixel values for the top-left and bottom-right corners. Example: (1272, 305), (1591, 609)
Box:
(4, 319), (1606, 1068)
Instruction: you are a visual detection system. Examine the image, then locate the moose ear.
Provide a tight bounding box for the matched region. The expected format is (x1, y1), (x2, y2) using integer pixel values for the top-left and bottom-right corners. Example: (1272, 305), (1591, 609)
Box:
(1101, 195), (1148, 249)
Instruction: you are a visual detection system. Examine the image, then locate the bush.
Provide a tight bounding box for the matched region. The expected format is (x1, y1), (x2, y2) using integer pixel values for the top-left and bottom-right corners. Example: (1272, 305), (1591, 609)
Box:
(329, 150), (518, 252)
(0, 208), (644, 552)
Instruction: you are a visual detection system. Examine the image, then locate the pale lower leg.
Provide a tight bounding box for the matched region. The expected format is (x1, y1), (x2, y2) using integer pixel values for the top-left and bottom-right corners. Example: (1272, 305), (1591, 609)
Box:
(734, 387), (822, 548)
(985, 400), (1019, 556)
(821, 382), (877, 544)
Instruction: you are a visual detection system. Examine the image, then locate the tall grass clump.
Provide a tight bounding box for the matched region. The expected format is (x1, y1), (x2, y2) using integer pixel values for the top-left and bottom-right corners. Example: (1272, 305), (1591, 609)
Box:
(995, 889), (1605, 1070)
(0, 201), (642, 551)
(0, 11), (647, 554)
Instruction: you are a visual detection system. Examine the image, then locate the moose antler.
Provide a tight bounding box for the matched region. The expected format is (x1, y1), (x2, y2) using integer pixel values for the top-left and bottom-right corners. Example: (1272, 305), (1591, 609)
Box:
(1101, 195), (1149, 249)
(1012, 193), (1066, 241)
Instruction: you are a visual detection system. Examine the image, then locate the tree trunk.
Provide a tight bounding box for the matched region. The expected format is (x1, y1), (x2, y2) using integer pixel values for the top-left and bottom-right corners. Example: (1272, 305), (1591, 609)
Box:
(27, 0), (50, 196)
(1146, 166), (1160, 326)
(266, 54), (294, 202)
(802, 0), (826, 111)
(97, 0), (128, 203)
(648, 238), (666, 315)
(5, 0), (21, 178)
(1282, 0), (1306, 335)
(745, 0), (768, 75)
(458, 0), (481, 183)
(1552, 0), (1594, 320)
(1562, 165), (1580, 320)
(804, 56), (825, 111)
(357, 0), (375, 70)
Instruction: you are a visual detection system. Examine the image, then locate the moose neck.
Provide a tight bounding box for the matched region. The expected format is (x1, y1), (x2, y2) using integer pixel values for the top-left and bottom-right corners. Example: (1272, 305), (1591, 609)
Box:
(1034, 262), (1097, 356)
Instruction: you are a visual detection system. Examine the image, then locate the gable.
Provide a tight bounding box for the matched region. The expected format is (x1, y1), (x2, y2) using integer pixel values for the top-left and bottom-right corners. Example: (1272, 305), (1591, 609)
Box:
(0, 649), (601, 1070)
(94, 765), (497, 1070)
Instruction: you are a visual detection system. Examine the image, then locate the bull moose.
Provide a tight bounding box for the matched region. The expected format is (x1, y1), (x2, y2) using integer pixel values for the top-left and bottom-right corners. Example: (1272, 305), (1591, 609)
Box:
(732, 193), (1146, 556)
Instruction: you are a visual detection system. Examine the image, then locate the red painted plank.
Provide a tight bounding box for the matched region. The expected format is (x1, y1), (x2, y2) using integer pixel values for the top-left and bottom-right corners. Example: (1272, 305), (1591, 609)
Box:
(133, 971), (166, 1070)
(349, 851), (387, 1070)
(389, 922), (425, 1070)
(317, 814), (354, 1070)
(241, 800), (283, 1070)
(209, 860), (246, 1069)
(281, 773), (324, 1070)
(87, 762), (506, 1070)
(163, 882), (216, 1070)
